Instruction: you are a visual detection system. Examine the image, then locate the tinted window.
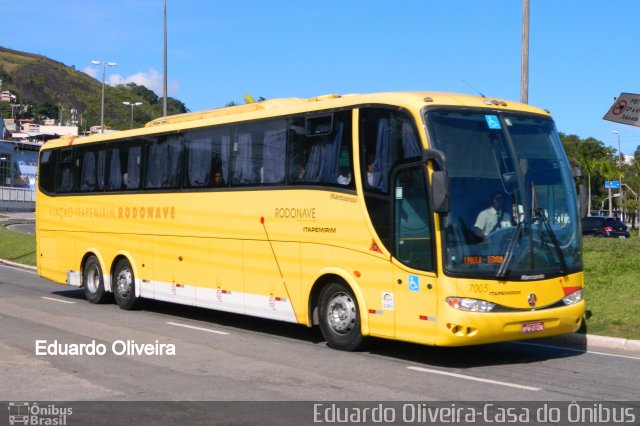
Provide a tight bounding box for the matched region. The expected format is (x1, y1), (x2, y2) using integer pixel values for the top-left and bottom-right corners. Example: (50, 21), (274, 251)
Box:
(360, 108), (422, 194)
(77, 146), (106, 192)
(360, 107), (421, 249)
(394, 164), (433, 271)
(107, 141), (141, 191)
(184, 126), (231, 188)
(40, 108), (356, 195)
(287, 111), (353, 187)
(39, 150), (57, 194)
(230, 119), (287, 186)
(144, 136), (183, 189)
(56, 148), (74, 193)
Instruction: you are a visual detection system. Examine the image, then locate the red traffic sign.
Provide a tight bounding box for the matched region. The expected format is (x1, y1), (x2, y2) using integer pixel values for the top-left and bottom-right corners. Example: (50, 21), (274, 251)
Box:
(604, 93), (640, 126)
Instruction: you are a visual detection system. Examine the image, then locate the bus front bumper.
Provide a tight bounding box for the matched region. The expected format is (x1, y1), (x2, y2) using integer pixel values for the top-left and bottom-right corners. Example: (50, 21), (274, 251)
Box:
(433, 301), (585, 347)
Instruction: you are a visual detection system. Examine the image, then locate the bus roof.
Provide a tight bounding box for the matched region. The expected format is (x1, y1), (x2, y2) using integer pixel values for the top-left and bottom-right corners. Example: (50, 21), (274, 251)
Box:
(43, 91), (550, 149)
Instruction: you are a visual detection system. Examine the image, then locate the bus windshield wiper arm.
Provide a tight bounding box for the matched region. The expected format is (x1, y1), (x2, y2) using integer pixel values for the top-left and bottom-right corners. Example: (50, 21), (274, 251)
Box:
(534, 207), (568, 274)
(496, 219), (523, 279)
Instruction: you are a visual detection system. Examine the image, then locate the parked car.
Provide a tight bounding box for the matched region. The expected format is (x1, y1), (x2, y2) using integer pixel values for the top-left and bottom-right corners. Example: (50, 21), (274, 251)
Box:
(581, 216), (629, 238)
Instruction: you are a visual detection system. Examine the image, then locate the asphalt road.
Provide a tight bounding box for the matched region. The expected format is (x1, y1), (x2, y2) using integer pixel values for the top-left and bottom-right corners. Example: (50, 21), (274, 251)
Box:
(2, 263), (639, 403)
(5, 222), (34, 234)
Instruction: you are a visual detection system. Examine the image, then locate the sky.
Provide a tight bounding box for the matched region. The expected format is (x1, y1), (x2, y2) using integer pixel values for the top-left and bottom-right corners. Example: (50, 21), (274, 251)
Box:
(2, 1), (640, 155)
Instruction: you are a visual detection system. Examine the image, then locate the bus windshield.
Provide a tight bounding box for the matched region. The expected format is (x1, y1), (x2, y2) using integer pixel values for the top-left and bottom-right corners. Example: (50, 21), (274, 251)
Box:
(426, 110), (582, 280)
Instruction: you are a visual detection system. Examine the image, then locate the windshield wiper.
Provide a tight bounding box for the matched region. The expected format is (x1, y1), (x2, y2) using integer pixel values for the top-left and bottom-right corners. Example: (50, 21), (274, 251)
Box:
(530, 183), (568, 274)
(496, 218), (523, 279)
(533, 206), (568, 274)
(497, 183), (569, 278)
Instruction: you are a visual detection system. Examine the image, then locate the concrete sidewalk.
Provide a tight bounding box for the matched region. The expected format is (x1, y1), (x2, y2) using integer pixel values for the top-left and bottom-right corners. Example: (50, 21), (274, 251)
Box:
(0, 210), (35, 222)
(1, 210), (639, 356)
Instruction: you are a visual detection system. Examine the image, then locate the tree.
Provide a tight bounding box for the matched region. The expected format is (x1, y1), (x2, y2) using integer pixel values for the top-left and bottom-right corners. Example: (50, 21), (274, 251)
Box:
(580, 157), (598, 217)
(33, 102), (59, 121)
(122, 82), (159, 105)
(597, 157), (617, 217)
(560, 133), (613, 217)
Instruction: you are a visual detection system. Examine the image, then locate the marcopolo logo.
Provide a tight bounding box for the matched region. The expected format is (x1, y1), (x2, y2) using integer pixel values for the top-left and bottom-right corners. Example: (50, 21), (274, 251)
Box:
(7, 402), (73, 425)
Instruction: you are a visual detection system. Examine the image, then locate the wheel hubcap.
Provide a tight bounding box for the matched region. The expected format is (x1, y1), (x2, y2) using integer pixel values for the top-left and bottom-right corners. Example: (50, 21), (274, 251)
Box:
(86, 265), (100, 293)
(327, 293), (356, 334)
(116, 269), (132, 297)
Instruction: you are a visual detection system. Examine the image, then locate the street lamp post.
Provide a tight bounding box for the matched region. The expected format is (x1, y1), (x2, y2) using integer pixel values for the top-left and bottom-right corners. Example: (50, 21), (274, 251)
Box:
(91, 60), (117, 133)
(122, 102), (143, 129)
(163, 0), (168, 117)
(611, 130), (624, 221)
(520, 0), (530, 104)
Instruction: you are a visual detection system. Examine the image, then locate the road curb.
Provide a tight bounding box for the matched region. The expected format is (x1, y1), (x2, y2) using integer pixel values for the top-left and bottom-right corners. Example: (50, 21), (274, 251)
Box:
(536, 332), (640, 354)
(578, 333), (640, 353)
(0, 258), (37, 272)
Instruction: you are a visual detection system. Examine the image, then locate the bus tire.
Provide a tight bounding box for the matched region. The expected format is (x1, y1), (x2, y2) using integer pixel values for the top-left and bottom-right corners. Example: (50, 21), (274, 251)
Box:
(318, 282), (368, 351)
(83, 256), (113, 304)
(112, 258), (141, 310)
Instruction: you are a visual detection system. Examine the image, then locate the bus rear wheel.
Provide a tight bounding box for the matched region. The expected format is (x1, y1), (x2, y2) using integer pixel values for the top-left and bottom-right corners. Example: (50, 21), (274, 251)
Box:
(113, 258), (141, 310)
(318, 282), (368, 351)
(83, 256), (112, 304)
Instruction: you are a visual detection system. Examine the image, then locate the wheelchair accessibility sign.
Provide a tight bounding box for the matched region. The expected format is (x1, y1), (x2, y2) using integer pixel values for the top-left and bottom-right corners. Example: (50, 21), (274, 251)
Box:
(408, 275), (420, 292)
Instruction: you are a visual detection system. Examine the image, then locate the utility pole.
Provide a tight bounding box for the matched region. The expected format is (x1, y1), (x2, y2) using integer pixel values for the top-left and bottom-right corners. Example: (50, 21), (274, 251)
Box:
(163, 0), (168, 117)
(520, 0), (530, 104)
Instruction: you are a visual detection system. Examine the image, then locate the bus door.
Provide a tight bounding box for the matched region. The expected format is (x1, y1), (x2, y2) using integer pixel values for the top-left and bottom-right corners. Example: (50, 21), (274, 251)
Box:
(391, 164), (438, 344)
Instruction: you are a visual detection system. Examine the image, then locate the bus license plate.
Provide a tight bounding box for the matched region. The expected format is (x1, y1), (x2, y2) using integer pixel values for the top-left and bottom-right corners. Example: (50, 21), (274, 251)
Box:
(521, 321), (544, 334)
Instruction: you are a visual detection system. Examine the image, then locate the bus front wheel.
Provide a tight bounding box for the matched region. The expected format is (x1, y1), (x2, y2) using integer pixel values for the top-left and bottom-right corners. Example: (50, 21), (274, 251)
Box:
(113, 258), (140, 310)
(83, 255), (113, 304)
(318, 282), (368, 351)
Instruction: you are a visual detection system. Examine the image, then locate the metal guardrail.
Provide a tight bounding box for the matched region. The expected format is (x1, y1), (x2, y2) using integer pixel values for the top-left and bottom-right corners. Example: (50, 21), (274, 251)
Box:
(0, 186), (36, 211)
(1, 186), (36, 202)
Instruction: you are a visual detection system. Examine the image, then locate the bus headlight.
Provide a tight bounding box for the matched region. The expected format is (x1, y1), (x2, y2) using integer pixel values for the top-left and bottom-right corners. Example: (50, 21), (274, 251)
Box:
(562, 289), (584, 306)
(446, 297), (495, 312)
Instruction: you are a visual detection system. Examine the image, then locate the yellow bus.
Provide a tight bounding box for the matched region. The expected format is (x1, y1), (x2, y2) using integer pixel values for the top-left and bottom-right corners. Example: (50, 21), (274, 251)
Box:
(36, 92), (584, 350)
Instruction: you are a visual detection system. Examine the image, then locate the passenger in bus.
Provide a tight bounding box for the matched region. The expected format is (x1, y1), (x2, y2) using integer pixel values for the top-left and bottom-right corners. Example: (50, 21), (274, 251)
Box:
(212, 170), (225, 187)
(337, 170), (351, 185)
(366, 153), (376, 187)
(473, 192), (511, 240)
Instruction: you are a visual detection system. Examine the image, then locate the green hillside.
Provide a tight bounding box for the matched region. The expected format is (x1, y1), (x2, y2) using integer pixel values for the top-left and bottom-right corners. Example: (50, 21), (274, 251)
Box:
(0, 46), (187, 131)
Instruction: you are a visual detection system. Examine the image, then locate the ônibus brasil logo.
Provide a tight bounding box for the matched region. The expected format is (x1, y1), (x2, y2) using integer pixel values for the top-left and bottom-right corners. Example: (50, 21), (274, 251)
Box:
(7, 402), (73, 425)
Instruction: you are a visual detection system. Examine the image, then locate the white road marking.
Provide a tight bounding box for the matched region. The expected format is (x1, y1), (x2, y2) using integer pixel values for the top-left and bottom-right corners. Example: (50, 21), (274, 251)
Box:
(166, 321), (229, 335)
(41, 297), (76, 304)
(407, 366), (541, 391)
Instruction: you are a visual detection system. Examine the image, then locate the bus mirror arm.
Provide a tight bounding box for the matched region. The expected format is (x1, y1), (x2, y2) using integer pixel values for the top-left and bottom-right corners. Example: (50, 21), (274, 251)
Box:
(423, 149), (450, 214)
(422, 148), (446, 171)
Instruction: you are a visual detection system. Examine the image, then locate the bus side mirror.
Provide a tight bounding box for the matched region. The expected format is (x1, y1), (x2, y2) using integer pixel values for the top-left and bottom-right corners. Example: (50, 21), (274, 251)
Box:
(423, 149), (450, 214)
(431, 170), (450, 213)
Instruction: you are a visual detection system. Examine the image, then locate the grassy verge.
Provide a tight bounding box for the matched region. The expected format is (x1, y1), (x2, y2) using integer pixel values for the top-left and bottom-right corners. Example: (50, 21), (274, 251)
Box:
(0, 226), (638, 339)
(582, 233), (640, 340)
(0, 226), (36, 266)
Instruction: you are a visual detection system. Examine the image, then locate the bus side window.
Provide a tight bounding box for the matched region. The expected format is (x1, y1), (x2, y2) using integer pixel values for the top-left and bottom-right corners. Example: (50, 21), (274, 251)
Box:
(56, 148), (74, 193)
(77, 146), (106, 193)
(106, 142), (141, 191)
(107, 146), (123, 191)
(231, 132), (256, 185)
(286, 112), (353, 187)
(39, 150), (57, 194)
(184, 126), (231, 188)
(360, 107), (422, 250)
(144, 136), (182, 190)
(287, 118), (307, 183)
(393, 165), (434, 271)
(361, 108), (422, 194)
(185, 134), (213, 188)
(262, 127), (286, 184)
(126, 144), (141, 190)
